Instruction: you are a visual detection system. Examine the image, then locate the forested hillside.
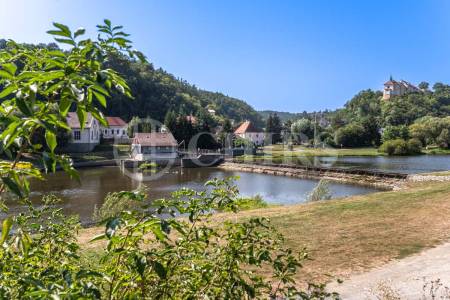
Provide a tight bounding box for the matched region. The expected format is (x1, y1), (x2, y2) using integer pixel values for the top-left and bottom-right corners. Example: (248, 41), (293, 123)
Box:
(0, 40), (263, 126)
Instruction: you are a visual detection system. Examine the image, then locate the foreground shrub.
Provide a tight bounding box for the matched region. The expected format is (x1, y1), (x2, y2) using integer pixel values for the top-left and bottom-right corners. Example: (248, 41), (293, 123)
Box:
(220, 194), (268, 212)
(0, 179), (338, 299)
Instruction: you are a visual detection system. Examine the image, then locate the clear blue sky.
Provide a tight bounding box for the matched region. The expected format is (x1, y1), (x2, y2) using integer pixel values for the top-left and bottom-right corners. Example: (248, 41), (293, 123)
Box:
(1, 0), (450, 112)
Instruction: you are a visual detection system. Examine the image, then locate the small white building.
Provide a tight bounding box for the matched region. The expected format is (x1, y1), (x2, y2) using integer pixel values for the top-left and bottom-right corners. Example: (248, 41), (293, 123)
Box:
(234, 121), (265, 146)
(66, 112), (101, 152)
(102, 117), (128, 140)
(131, 132), (178, 161)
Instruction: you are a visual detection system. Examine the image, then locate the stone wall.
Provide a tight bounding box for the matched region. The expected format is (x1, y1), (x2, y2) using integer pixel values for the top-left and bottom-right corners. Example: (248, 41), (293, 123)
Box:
(219, 162), (405, 190)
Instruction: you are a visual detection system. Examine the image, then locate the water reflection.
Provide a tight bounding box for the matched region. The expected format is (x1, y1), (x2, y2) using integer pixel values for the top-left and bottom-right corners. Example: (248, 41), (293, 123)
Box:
(315, 155), (450, 174)
(14, 166), (380, 224)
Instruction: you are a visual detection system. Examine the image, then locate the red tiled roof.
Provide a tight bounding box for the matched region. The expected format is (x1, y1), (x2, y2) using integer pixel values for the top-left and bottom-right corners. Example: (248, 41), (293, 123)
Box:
(106, 117), (127, 127)
(384, 80), (397, 86)
(132, 132), (178, 147)
(234, 121), (262, 134)
(66, 112), (94, 129)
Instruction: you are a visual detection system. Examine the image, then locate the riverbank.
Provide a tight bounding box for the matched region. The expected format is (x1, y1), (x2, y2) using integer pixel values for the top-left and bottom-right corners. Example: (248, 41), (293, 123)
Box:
(219, 161), (406, 190)
(77, 179), (450, 289)
(263, 145), (450, 157)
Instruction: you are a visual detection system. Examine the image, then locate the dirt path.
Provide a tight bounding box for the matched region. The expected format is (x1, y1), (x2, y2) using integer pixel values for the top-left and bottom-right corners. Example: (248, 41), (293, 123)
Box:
(328, 241), (450, 299)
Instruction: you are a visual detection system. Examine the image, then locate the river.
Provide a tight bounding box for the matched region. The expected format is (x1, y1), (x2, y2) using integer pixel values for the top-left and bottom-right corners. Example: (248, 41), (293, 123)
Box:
(2, 166), (381, 224)
(298, 155), (450, 174)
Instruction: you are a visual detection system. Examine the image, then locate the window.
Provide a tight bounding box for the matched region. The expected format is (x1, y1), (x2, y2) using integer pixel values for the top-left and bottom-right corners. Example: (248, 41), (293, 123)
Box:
(73, 130), (81, 140)
(117, 129), (120, 134)
(123, 130), (126, 135)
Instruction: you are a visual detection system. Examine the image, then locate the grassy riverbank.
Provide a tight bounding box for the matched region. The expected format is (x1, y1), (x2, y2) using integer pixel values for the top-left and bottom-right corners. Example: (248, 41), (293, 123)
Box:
(232, 145), (450, 164)
(78, 180), (450, 285)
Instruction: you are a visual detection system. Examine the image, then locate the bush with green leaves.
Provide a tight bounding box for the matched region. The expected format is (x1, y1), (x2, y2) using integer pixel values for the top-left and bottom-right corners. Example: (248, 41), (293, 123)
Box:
(0, 22), (338, 299)
(0, 19), (143, 208)
(378, 139), (422, 156)
(0, 179), (337, 299)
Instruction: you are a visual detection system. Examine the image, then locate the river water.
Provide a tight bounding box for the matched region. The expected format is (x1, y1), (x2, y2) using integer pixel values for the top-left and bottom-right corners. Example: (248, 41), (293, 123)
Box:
(7, 166), (379, 224)
(296, 155), (450, 174)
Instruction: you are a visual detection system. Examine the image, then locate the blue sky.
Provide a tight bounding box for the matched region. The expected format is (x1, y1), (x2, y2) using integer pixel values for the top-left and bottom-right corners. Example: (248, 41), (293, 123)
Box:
(1, 0), (450, 112)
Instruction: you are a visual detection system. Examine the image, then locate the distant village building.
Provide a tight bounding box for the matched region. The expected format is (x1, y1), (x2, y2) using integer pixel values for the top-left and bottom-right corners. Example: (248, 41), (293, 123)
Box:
(102, 117), (128, 140)
(66, 113), (129, 152)
(207, 108), (216, 115)
(234, 121), (265, 146)
(131, 132), (178, 161)
(383, 77), (420, 100)
(66, 112), (101, 152)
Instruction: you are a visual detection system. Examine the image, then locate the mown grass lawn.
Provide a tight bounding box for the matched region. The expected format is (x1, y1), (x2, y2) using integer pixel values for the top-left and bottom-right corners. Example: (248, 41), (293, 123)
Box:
(214, 181), (450, 283)
(78, 181), (450, 285)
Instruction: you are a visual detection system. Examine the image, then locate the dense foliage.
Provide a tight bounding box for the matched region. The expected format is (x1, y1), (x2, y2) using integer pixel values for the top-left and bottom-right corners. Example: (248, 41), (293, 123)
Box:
(265, 113), (282, 143)
(378, 138), (422, 156)
(268, 85), (450, 151)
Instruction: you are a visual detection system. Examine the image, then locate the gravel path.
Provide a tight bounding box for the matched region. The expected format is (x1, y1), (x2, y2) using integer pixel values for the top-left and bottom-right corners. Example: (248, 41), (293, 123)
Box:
(328, 242), (450, 299)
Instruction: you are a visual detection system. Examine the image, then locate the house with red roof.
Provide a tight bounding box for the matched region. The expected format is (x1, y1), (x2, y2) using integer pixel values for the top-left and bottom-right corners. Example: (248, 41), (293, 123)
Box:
(383, 77), (420, 100)
(131, 132), (178, 161)
(234, 121), (265, 146)
(66, 112), (128, 152)
(66, 112), (102, 152)
(101, 117), (128, 140)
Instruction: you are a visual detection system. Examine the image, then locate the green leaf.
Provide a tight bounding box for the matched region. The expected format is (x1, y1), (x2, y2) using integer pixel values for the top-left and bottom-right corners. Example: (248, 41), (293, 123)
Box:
(77, 107), (86, 130)
(0, 70), (13, 79)
(59, 97), (72, 116)
(151, 224), (166, 241)
(2, 63), (17, 76)
(1, 217), (12, 244)
(45, 130), (57, 153)
(0, 85), (17, 99)
(46, 30), (71, 38)
(74, 28), (86, 38)
(16, 97), (33, 116)
(104, 19), (112, 27)
(90, 109), (108, 127)
(51, 22), (72, 37)
(93, 91), (106, 107)
(1, 177), (23, 198)
(54, 38), (76, 46)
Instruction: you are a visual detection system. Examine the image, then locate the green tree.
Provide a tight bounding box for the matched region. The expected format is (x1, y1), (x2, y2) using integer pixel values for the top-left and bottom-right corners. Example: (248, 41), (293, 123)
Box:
(382, 125), (409, 143)
(271, 113), (282, 143)
(418, 81), (429, 90)
(164, 110), (177, 134)
(334, 123), (367, 147)
(291, 118), (314, 142)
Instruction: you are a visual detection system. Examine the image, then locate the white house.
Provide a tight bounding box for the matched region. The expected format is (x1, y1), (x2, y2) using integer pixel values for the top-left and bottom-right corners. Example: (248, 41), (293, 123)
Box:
(234, 121), (265, 146)
(66, 112), (101, 152)
(102, 117), (128, 140)
(131, 132), (178, 161)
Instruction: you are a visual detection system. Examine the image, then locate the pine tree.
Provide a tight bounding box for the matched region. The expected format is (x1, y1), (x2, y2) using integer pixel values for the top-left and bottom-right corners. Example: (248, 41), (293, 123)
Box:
(164, 110), (177, 134)
(272, 113), (282, 143)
